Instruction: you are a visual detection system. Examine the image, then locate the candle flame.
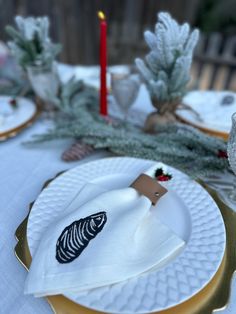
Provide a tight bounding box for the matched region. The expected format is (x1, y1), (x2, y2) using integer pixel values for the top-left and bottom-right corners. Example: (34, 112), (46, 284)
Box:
(98, 11), (106, 20)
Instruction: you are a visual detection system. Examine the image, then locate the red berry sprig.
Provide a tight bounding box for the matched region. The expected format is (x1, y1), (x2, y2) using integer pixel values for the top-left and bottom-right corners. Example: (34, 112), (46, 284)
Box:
(155, 168), (172, 181)
(217, 150), (228, 159)
(9, 98), (17, 108)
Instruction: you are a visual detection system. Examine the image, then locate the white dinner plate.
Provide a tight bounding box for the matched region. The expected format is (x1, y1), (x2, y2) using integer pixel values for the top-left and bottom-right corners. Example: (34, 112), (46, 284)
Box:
(27, 157), (226, 313)
(176, 90), (236, 137)
(0, 96), (38, 140)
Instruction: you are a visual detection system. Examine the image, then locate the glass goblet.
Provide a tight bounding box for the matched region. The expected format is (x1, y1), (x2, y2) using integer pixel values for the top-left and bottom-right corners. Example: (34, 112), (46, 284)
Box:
(27, 61), (60, 112)
(227, 112), (236, 202)
(111, 73), (140, 123)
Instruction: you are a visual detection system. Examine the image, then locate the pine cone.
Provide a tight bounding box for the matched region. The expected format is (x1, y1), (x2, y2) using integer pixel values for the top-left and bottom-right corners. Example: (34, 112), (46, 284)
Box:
(62, 141), (94, 162)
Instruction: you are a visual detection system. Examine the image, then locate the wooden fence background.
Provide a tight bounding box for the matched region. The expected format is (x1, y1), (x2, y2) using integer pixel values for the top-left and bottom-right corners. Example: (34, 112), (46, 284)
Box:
(0, 0), (235, 90)
(0, 0), (201, 64)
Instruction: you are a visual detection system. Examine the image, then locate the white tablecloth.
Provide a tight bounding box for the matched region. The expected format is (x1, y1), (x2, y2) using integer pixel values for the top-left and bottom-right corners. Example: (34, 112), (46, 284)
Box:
(1, 64), (236, 314)
(0, 120), (112, 314)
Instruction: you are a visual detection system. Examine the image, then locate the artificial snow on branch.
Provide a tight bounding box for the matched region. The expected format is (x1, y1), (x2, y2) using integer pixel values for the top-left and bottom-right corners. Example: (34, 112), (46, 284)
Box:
(135, 12), (199, 110)
(29, 101), (229, 178)
(47, 76), (99, 115)
(5, 16), (61, 70)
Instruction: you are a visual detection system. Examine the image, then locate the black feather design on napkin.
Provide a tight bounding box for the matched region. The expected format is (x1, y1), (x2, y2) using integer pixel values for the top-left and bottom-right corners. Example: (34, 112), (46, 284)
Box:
(56, 211), (107, 263)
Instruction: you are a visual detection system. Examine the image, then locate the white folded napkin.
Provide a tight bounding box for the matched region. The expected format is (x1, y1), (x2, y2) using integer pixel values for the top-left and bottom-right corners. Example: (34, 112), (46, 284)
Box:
(24, 164), (185, 296)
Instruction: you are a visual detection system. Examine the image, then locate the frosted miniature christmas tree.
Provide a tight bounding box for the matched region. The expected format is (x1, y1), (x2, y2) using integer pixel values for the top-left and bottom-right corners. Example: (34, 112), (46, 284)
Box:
(5, 16), (61, 69)
(135, 12), (199, 131)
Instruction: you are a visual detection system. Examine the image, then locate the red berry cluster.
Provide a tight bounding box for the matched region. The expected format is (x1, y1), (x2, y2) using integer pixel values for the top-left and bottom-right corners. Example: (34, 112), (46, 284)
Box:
(155, 168), (172, 181)
(217, 150), (228, 159)
(9, 98), (17, 108)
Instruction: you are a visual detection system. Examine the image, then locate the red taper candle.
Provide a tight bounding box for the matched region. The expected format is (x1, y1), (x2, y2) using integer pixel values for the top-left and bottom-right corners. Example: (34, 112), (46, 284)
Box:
(98, 11), (108, 116)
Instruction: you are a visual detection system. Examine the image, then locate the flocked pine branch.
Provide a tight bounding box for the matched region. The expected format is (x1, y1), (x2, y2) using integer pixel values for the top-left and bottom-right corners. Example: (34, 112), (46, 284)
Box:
(5, 16), (61, 69)
(28, 101), (229, 178)
(135, 12), (199, 110)
(46, 76), (99, 116)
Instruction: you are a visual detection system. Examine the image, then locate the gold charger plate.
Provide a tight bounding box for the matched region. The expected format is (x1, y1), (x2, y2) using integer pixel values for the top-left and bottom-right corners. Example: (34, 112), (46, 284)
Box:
(15, 174), (236, 314)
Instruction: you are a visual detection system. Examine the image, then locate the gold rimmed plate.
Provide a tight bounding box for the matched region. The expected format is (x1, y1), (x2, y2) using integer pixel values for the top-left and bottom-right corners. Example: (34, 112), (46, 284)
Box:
(15, 160), (236, 314)
(176, 91), (236, 140)
(0, 96), (40, 141)
(176, 114), (229, 140)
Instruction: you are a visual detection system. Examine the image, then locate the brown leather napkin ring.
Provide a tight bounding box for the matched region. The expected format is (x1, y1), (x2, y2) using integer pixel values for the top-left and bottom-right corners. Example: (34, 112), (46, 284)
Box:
(130, 174), (168, 205)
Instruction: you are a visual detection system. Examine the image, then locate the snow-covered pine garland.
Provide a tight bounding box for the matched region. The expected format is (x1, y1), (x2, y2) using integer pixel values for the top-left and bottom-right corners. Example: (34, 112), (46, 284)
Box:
(30, 100), (229, 178)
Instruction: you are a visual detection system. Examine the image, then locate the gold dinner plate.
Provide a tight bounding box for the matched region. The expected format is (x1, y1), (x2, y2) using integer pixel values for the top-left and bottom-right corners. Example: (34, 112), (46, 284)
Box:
(15, 175), (236, 314)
